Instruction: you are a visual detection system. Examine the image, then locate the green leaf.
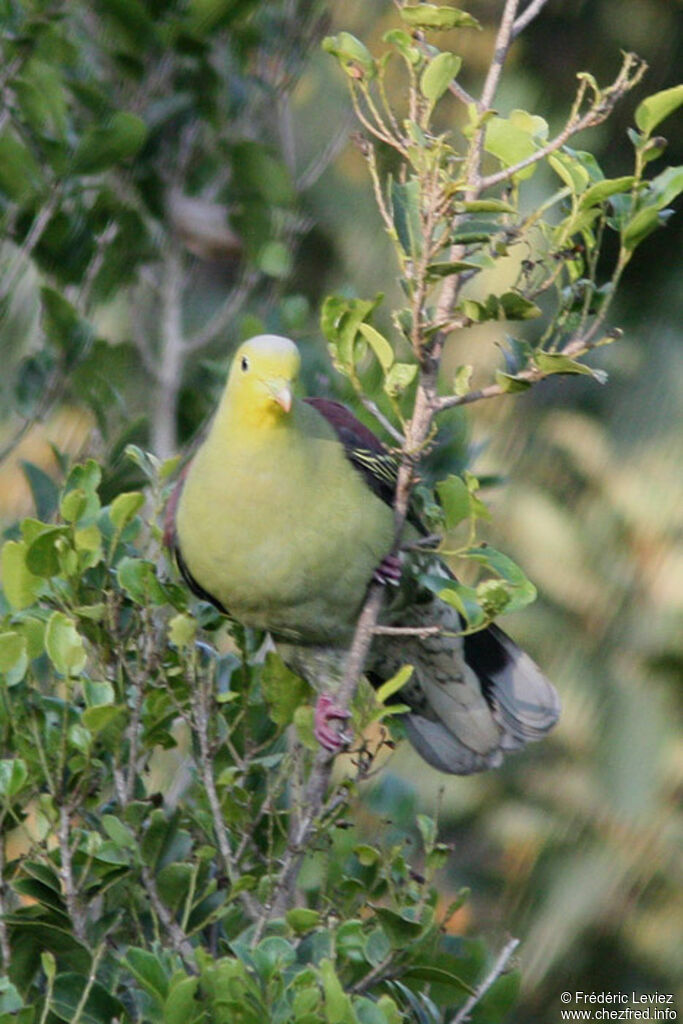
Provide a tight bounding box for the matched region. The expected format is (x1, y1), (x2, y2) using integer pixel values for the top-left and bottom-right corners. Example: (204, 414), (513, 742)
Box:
(420, 52), (462, 104)
(462, 546), (537, 612)
(25, 525), (68, 577)
(163, 976), (200, 1024)
(110, 491), (145, 530)
(258, 240), (292, 279)
(437, 475), (470, 529)
(424, 576), (486, 629)
(426, 259), (483, 278)
(117, 556), (167, 605)
(401, 5), (481, 29)
(0, 633), (27, 676)
(549, 151), (591, 194)
(499, 292), (542, 320)
(372, 907), (423, 947)
(495, 371), (532, 393)
(401, 965), (475, 996)
(459, 198), (515, 213)
(1, 540), (43, 610)
(578, 176), (635, 209)
(382, 29), (420, 65)
(0, 759), (29, 799)
(41, 287), (94, 368)
(621, 206), (670, 249)
(357, 323), (394, 372)
(453, 364), (473, 396)
(322, 32), (376, 76)
(52, 972), (125, 1024)
(231, 141), (295, 206)
(83, 680), (115, 706)
(383, 362), (417, 397)
(262, 652), (311, 727)
(635, 84), (683, 137)
(286, 908), (322, 933)
(45, 611), (87, 676)
(21, 461), (59, 521)
(168, 612), (197, 651)
(376, 664), (414, 705)
(485, 111), (548, 180)
(320, 959), (356, 1024)
(535, 351), (607, 383)
(73, 111), (148, 173)
(391, 178), (422, 258)
(0, 977), (23, 1014)
(0, 130), (44, 202)
(648, 164), (683, 210)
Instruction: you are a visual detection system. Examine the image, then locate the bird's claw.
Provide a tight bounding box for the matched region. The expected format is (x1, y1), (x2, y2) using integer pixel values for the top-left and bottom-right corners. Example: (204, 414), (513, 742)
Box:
(373, 553), (402, 586)
(314, 693), (351, 753)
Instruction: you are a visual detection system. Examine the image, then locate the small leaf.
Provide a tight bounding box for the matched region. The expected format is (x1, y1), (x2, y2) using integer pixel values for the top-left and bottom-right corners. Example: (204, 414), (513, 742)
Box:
(372, 907), (423, 946)
(73, 111), (148, 173)
(635, 84), (683, 137)
(436, 475), (470, 529)
(45, 611), (87, 676)
(401, 5), (481, 30)
(420, 52), (462, 104)
(261, 652), (311, 727)
(498, 292), (541, 320)
(358, 323), (394, 372)
(459, 198), (515, 213)
(110, 491), (145, 530)
(322, 32), (375, 76)
(168, 612), (197, 651)
(0, 758), (29, 799)
(1, 540), (43, 610)
(535, 351), (606, 382)
(286, 908), (321, 933)
(495, 371), (532, 393)
(376, 664), (414, 705)
(578, 176), (635, 209)
(383, 362), (417, 397)
(453, 364), (473, 396)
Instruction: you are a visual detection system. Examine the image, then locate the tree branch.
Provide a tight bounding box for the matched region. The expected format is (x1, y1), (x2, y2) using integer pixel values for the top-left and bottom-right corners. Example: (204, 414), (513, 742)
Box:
(512, 0), (551, 39)
(450, 938), (520, 1023)
(478, 53), (647, 191)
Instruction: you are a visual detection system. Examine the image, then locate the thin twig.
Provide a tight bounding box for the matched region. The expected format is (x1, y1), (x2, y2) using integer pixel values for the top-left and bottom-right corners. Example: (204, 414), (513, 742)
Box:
(372, 624), (443, 637)
(359, 396), (405, 444)
(141, 864), (197, 966)
(0, 835), (11, 968)
(191, 654), (261, 920)
(450, 938), (520, 1024)
(478, 54), (647, 191)
(185, 268), (259, 352)
(71, 942), (107, 1024)
(58, 804), (86, 943)
(511, 0), (551, 39)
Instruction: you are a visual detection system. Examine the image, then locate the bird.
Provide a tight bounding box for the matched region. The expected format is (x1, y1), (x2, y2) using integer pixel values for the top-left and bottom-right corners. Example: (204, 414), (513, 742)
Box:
(167, 333), (560, 775)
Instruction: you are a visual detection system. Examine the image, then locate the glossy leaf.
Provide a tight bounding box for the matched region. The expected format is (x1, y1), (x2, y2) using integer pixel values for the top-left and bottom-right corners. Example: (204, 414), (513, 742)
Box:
(635, 84), (683, 137)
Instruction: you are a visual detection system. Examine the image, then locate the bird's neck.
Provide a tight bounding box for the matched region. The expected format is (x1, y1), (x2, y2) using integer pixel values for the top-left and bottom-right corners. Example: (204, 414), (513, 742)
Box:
(212, 390), (291, 447)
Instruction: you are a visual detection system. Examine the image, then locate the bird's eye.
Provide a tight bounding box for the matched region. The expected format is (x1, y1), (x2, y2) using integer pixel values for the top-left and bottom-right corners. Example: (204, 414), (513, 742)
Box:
(240, 356), (249, 372)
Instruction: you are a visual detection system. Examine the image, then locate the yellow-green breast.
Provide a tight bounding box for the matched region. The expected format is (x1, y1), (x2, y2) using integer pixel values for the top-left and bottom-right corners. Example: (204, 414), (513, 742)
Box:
(176, 398), (395, 644)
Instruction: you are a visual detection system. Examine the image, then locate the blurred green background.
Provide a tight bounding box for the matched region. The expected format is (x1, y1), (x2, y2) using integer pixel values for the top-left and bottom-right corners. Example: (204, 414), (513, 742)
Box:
(1, 0), (681, 1018)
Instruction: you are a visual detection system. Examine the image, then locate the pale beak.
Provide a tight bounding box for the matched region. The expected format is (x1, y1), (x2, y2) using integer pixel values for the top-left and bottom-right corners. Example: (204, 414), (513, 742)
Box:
(270, 382), (293, 413)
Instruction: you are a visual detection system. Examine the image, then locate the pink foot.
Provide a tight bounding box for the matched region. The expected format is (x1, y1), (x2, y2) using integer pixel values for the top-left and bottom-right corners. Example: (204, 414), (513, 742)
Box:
(373, 553), (402, 586)
(314, 693), (351, 753)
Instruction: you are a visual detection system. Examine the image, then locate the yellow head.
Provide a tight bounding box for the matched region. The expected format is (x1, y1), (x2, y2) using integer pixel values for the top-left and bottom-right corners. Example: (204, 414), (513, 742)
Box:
(219, 334), (301, 432)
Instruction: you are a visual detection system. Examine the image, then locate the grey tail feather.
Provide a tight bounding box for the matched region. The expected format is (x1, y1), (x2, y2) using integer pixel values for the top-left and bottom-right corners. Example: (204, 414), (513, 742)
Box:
(464, 623), (561, 743)
(402, 714), (504, 776)
(399, 623), (560, 776)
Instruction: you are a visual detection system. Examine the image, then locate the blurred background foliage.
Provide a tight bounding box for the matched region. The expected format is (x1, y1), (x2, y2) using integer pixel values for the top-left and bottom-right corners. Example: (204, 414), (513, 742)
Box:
(0, 0), (681, 1019)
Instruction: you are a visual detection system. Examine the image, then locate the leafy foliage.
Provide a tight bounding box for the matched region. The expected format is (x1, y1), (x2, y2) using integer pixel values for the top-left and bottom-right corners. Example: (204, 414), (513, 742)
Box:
(1, 0), (682, 1021)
